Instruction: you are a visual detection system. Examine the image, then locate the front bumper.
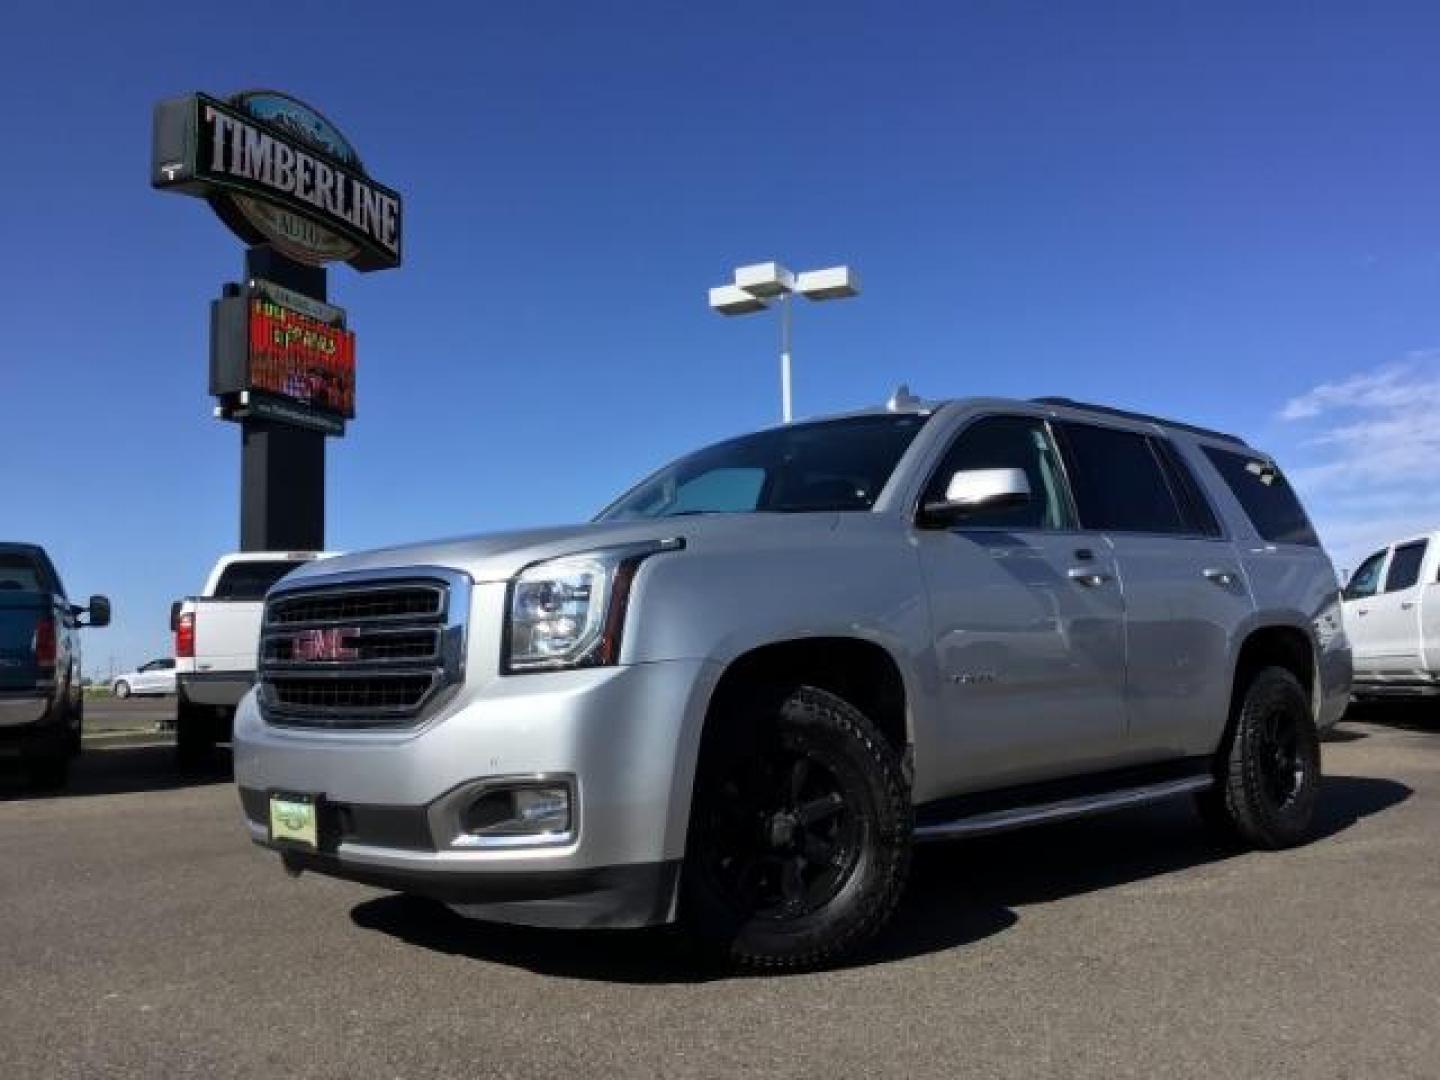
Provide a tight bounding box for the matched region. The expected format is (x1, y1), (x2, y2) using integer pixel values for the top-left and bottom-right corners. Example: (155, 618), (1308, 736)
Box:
(233, 657), (717, 928)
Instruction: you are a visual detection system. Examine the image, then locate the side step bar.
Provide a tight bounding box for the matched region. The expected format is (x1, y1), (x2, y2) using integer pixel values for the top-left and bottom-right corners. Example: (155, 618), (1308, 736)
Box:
(913, 775), (1213, 842)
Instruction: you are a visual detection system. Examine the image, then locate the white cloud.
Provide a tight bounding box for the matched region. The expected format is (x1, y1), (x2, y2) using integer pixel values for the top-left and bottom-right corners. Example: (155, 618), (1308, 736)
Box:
(1278, 354), (1440, 566)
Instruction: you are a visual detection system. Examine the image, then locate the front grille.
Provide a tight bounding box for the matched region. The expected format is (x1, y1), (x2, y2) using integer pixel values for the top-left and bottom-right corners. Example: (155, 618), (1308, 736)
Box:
(258, 571), (469, 730)
(268, 673), (435, 711)
(268, 586), (444, 626)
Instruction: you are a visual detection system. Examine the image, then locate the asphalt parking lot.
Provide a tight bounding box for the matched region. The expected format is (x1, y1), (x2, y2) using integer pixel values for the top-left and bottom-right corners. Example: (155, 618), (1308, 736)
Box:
(2, 704), (1438, 1080)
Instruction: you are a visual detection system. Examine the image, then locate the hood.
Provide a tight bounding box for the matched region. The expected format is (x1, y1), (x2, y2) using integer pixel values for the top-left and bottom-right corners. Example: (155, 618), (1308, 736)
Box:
(281, 513), (842, 586)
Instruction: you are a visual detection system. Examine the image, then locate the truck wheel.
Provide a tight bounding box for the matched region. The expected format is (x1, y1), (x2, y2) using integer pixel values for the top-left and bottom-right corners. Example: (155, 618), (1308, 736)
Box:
(113, 680), (130, 700)
(175, 697), (217, 770)
(68, 696), (84, 757)
(681, 685), (911, 970)
(1196, 666), (1321, 849)
(24, 752), (70, 791)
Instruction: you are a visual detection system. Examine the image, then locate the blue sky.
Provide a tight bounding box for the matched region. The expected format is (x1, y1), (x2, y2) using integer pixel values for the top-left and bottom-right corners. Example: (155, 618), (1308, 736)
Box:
(3, 1), (1440, 673)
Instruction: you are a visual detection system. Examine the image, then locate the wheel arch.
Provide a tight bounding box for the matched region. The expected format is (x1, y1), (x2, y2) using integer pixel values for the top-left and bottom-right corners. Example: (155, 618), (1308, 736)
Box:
(698, 635), (912, 761)
(1229, 622), (1318, 723)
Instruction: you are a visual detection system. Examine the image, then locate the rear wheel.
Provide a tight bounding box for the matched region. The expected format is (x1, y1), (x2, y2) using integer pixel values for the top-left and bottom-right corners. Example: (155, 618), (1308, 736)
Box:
(681, 685), (911, 970)
(175, 696), (218, 770)
(68, 695), (84, 756)
(1196, 666), (1321, 849)
(113, 680), (130, 700)
(23, 749), (70, 791)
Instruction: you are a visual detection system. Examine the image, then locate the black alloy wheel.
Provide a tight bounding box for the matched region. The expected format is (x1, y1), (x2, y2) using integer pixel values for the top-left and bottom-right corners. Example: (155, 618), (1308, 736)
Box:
(1257, 704), (1308, 811)
(683, 685), (911, 970)
(699, 742), (864, 922)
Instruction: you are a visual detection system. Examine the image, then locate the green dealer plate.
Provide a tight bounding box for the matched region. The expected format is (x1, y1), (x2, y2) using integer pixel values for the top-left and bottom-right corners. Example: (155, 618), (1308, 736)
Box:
(269, 793), (319, 850)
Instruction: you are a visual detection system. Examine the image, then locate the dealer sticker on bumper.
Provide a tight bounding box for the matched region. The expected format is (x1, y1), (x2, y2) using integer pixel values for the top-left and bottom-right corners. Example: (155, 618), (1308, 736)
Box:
(269, 793), (318, 849)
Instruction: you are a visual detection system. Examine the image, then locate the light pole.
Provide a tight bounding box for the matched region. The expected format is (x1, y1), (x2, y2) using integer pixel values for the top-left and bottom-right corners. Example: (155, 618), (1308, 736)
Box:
(708, 261), (860, 423)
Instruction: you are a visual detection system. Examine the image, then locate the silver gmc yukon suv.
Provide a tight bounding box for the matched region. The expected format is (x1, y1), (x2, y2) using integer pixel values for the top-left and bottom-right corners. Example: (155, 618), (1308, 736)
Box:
(234, 393), (1351, 968)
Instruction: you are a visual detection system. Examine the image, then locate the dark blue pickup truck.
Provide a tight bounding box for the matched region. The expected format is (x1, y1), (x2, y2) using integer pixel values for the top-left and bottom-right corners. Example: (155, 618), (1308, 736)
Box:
(0, 543), (109, 788)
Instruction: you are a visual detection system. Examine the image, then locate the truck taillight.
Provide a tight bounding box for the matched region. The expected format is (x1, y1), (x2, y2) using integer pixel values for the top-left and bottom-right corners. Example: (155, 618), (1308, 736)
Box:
(34, 616), (57, 668)
(176, 612), (195, 658)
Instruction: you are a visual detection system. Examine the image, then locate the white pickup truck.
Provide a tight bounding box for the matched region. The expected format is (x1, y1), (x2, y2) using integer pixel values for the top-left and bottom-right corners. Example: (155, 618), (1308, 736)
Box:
(1342, 531), (1440, 698)
(173, 551), (335, 764)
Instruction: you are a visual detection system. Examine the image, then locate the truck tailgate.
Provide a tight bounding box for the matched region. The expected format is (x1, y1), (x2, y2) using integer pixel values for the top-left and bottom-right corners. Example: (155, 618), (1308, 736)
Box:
(192, 599), (266, 674)
(0, 591), (47, 691)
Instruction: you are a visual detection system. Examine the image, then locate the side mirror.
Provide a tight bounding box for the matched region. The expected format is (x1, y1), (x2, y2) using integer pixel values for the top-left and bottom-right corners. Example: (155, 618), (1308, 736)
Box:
(83, 595), (111, 628)
(919, 468), (1032, 527)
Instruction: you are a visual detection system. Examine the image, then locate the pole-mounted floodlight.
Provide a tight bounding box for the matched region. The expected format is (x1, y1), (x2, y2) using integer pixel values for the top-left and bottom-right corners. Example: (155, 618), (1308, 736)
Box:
(708, 261), (861, 423)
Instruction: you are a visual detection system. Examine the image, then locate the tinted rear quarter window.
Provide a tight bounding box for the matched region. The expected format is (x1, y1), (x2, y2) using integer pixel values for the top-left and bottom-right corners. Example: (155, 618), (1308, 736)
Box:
(1201, 447), (1318, 546)
(1058, 422), (1188, 533)
(214, 561), (304, 600)
(1384, 541), (1427, 592)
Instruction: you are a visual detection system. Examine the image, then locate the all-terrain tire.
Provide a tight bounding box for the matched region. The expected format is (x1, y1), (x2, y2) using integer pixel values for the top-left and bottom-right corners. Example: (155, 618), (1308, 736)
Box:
(681, 685), (912, 971)
(1196, 666), (1321, 849)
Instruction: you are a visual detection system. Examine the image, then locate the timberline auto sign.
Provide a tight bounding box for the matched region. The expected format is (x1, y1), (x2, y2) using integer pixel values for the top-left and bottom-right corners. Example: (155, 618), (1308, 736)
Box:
(152, 91), (402, 272)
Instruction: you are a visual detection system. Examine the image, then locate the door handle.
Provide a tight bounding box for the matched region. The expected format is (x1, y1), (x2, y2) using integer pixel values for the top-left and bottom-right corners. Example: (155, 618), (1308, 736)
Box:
(1401, 601), (1416, 611)
(1068, 568), (1112, 587)
(1355, 608), (1369, 616)
(1203, 568), (1238, 587)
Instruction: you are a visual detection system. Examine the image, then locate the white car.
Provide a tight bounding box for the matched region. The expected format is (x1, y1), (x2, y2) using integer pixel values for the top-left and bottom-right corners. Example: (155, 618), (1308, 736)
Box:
(113, 658), (177, 698)
(1342, 530), (1440, 698)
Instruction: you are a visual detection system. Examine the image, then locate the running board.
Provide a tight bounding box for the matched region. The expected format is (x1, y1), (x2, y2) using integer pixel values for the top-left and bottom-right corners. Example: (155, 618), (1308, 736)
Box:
(913, 774), (1213, 842)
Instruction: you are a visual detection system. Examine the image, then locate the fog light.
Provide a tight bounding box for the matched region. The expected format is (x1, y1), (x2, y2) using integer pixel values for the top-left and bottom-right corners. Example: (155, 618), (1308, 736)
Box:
(461, 783), (572, 839)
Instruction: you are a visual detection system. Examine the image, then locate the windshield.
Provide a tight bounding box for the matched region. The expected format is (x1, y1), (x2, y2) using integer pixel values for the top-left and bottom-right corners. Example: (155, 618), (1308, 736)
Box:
(597, 413), (931, 521)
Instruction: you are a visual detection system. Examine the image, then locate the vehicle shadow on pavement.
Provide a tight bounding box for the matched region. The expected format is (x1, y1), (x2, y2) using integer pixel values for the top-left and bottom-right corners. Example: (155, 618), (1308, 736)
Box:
(1344, 700), (1440, 733)
(349, 773), (1409, 983)
(0, 744), (231, 801)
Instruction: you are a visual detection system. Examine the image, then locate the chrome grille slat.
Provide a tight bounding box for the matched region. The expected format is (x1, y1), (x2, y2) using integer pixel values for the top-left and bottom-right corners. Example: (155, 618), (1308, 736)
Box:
(257, 568), (470, 730)
(266, 583), (445, 627)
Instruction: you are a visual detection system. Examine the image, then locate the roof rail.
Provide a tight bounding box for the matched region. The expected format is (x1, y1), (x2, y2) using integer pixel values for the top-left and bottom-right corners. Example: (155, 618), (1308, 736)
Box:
(1031, 397), (1248, 447)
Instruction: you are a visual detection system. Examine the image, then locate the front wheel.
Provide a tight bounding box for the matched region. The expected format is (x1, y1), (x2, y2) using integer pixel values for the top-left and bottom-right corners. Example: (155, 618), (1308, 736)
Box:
(1196, 666), (1321, 849)
(681, 685), (911, 970)
(113, 681), (130, 700)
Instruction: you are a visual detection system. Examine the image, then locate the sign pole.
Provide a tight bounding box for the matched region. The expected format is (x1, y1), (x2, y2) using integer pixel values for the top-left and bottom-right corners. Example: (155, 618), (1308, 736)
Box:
(239, 246), (327, 552)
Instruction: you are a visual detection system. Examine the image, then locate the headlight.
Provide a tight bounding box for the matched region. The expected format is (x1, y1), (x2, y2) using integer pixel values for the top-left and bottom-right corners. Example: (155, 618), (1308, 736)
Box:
(504, 540), (682, 673)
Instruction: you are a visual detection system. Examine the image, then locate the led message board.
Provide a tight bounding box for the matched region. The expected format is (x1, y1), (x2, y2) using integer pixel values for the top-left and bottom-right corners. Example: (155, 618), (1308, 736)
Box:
(211, 280), (355, 435)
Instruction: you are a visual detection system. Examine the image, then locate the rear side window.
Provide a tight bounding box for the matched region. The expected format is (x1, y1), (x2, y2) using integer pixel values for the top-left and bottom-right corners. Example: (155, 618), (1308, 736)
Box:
(214, 560), (304, 600)
(1153, 439), (1223, 538)
(1384, 541), (1427, 592)
(1058, 422), (1187, 533)
(1201, 447), (1318, 546)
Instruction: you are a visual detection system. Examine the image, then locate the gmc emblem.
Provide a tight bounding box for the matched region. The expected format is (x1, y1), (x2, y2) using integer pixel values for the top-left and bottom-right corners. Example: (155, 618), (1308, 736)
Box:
(290, 627), (361, 662)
